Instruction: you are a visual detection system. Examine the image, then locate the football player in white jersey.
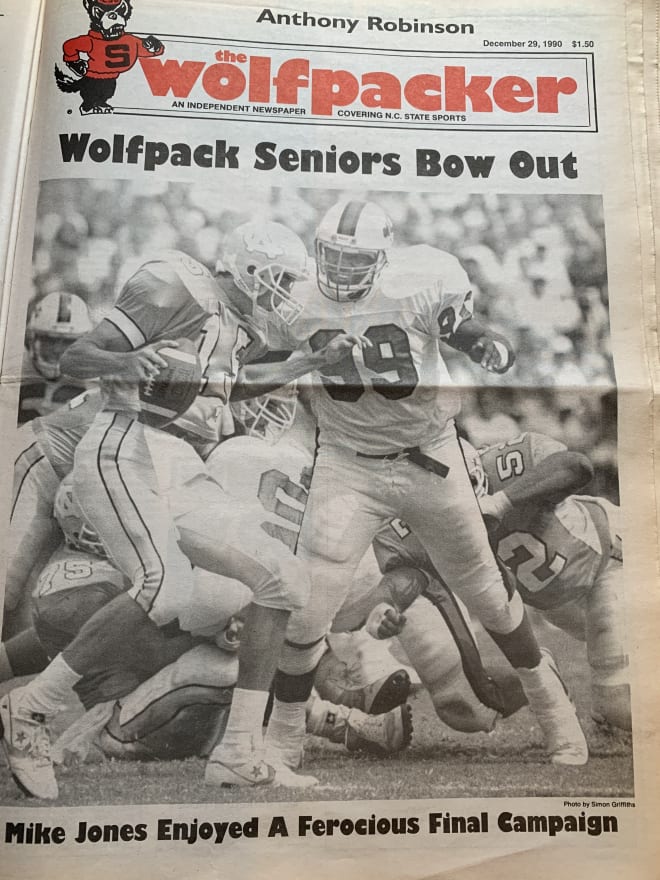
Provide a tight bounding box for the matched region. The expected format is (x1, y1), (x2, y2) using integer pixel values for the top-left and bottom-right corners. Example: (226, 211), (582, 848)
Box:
(224, 383), (526, 743)
(0, 242), (370, 798)
(250, 199), (587, 770)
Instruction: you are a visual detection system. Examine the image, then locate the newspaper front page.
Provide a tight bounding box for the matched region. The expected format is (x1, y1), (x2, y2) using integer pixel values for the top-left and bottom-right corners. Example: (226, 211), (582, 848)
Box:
(0, 0), (657, 877)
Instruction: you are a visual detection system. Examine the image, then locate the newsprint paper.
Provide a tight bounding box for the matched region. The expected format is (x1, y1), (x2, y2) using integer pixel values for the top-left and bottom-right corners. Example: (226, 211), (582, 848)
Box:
(0, 0), (658, 878)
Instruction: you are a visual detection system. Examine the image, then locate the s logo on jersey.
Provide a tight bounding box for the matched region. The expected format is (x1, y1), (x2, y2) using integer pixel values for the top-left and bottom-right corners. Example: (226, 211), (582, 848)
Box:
(54, 0), (165, 116)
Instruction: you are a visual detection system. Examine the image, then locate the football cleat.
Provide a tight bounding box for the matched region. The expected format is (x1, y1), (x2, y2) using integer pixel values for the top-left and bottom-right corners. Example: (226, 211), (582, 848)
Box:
(363, 669), (411, 715)
(268, 759), (319, 789)
(345, 703), (413, 755)
(0, 692), (58, 799)
(315, 648), (412, 715)
(204, 755), (276, 788)
(518, 649), (588, 766)
(263, 742), (319, 787)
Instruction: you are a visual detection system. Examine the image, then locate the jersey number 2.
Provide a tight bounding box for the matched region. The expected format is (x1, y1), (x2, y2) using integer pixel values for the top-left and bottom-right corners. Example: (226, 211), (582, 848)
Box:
(496, 532), (567, 594)
(309, 323), (419, 402)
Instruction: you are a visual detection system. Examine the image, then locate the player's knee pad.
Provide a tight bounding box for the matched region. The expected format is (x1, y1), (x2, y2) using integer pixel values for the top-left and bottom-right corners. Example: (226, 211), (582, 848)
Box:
(278, 637), (327, 678)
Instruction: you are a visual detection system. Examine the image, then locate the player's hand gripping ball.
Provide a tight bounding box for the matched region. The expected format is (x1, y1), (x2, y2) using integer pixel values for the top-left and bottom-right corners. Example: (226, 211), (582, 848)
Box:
(139, 338), (202, 428)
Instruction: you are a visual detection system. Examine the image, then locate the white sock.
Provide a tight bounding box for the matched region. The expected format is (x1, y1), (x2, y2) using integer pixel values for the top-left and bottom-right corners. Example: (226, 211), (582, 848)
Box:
(15, 654), (82, 719)
(264, 698), (307, 767)
(212, 688), (269, 762)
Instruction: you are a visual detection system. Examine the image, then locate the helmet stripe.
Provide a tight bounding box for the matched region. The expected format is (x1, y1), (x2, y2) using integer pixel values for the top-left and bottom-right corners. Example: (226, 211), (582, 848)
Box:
(337, 200), (365, 237)
(57, 293), (72, 324)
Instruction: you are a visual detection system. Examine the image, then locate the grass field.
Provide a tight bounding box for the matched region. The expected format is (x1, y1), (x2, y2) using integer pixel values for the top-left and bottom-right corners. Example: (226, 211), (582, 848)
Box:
(0, 626), (633, 807)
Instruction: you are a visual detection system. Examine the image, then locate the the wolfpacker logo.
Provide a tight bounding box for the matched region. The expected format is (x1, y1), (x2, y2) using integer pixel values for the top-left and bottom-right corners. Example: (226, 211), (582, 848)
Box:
(134, 46), (596, 130)
(54, 0), (165, 115)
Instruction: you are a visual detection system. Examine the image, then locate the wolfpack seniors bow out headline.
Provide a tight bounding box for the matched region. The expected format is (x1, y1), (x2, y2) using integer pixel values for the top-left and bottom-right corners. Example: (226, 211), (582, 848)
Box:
(139, 51), (579, 117)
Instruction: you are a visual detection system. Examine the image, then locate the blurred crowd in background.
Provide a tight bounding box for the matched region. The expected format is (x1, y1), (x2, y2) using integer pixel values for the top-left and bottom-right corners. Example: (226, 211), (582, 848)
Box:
(28, 180), (618, 501)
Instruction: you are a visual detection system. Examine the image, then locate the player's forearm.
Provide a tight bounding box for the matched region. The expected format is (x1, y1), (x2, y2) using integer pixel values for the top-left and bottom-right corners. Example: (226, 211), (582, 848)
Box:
(60, 338), (128, 379)
(488, 452), (594, 514)
(447, 318), (514, 373)
(446, 316), (485, 352)
(231, 349), (327, 401)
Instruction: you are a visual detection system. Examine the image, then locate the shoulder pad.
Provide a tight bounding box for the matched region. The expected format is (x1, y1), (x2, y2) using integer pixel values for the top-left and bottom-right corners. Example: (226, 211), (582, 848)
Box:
(381, 245), (469, 301)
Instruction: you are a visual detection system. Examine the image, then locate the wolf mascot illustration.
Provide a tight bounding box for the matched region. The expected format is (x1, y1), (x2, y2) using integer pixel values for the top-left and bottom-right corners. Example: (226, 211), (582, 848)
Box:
(55, 0), (164, 115)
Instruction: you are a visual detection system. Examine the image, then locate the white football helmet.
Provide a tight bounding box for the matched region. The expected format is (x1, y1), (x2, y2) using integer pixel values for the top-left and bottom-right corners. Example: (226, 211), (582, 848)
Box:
(27, 292), (92, 379)
(460, 438), (489, 498)
(54, 475), (108, 559)
(220, 221), (308, 325)
(315, 200), (394, 302)
(233, 383), (298, 444)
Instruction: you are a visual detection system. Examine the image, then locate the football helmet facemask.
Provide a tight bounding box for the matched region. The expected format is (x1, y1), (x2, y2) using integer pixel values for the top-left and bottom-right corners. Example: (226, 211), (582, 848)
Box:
(233, 383), (298, 445)
(460, 438), (489, 498)
(220, 221), (308, 325)
(315, 200), (393, 303)
(27, 292), (92, 380)
(54, 475), (108, 559)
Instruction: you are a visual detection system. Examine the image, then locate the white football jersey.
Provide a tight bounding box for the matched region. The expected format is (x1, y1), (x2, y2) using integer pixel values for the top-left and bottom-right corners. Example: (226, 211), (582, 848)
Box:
(178, 435), (312, 636)
(268, 245), (473, 454)
(206, 435), (312, 552)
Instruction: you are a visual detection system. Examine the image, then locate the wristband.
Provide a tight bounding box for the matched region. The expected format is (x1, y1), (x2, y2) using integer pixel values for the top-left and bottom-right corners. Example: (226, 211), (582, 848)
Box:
(479, 490), (514, 522)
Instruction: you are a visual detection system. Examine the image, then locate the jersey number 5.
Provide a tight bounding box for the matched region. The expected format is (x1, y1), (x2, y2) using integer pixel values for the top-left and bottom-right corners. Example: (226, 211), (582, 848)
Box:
(309, 323), (419, 402)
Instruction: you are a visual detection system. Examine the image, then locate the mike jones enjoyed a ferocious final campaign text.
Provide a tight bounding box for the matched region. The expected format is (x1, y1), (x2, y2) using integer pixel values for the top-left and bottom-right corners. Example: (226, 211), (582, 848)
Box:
(4, 810), (625, 846)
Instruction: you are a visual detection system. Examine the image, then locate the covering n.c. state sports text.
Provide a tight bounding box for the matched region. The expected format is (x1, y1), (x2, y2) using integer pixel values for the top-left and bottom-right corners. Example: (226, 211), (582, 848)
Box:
(0, 1), (658, 879)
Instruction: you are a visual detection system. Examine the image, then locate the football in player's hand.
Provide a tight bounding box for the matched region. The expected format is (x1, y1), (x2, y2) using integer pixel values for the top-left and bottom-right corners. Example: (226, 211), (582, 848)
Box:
(139, 338), (202, 428)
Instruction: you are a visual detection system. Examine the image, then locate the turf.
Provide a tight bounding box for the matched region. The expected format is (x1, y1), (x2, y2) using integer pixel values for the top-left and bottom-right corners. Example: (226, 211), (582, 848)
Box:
(0, 625), (633, 806)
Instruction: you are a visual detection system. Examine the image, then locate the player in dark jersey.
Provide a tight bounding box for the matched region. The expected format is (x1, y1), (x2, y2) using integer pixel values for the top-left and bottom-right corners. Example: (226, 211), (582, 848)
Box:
(5, 389), (102, 641)
(370, 432), (628, 734)
(475, 433), (628, 730)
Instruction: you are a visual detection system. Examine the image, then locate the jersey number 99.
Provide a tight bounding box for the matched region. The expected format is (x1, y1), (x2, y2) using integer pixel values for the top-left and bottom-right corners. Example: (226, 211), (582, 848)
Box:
(309, 323), (419, 402)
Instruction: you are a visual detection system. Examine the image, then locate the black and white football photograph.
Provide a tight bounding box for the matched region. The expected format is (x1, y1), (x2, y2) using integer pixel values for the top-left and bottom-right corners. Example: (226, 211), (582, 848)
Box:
(0, 180), (631, 805)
